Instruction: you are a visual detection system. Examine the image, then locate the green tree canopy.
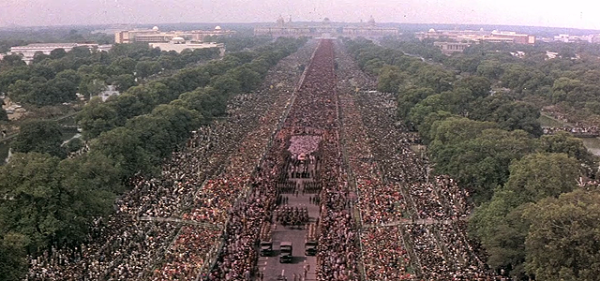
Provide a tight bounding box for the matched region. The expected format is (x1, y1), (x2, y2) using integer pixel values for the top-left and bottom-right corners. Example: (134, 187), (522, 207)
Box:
(11, 120), (64, 157)
(377, 65), (405, 93)
(504, 153), (579, 203)
(537, 131), (595, 169)
(524, 189), (600, 281)
(0, 232), (29, 281)
(430, 128), (534, 202)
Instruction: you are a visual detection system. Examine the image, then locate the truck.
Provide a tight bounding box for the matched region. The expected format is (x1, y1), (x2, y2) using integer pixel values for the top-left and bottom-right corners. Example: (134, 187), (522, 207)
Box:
(279, 241), (293, 263)
(304, 223), (318, 256)
(259, 222), (273, 256)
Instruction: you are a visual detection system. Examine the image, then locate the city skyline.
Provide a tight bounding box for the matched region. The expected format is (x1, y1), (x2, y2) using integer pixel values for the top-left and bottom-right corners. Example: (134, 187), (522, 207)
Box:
(0, 0), (599, 31)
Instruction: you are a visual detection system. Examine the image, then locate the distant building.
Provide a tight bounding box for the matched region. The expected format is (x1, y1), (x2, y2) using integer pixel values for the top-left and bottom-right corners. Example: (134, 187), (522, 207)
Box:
(99, 85), (120, 102)
(254, 16), (399, 39)
(553, 34), (594, 43)
(10, 43), (113, 64)
(433, 42), (471, 55)
(416, 28), (535, 45)
(149, 38), (226, 56)
(115, 26), (235, 44)
(342, 16), (400, 38)
(554, 34), (570, 43)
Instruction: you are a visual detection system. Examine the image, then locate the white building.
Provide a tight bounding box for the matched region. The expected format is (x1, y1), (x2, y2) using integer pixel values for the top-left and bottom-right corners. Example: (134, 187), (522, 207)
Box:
(99, 85), (120, 102)
(10, 43), (113, 64)
(115, 26), (235, 44)
(149, 38), (225, 56)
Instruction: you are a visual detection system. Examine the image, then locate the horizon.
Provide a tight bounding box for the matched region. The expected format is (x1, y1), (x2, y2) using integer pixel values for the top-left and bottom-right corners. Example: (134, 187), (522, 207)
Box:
(2, 21), (599, 35)
(1, 0), (600, 31)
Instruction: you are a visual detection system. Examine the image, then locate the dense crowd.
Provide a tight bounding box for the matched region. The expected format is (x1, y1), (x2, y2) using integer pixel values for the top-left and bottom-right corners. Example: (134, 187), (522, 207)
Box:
(335, 41), (497, 280)
(209, 39), (362, 281)
(205, 41), (321, 280)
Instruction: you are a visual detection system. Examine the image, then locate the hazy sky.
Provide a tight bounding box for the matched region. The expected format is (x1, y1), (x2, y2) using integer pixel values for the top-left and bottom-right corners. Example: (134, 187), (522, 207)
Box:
(1, 0), (599, 30)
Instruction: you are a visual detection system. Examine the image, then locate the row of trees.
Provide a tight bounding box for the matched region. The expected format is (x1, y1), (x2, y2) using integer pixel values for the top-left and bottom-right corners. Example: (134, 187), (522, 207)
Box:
(0, 42), (221, 106)
(76, 38), (302, 140)
(0, 36), (307, 280)
(345, 37), (600, 280)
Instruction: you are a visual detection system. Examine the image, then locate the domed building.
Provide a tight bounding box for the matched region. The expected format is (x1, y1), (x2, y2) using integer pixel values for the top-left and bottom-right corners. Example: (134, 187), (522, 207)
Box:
(171, 37), (185, 44)
(276, 16), (286, 27)
(254, 16), (399, 39)
(367, 16), (376, 27)
(341, 16), (400, 39)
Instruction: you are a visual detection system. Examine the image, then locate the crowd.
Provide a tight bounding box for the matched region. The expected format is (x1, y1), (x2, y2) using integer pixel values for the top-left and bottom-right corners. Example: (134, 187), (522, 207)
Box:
(543, 126), (600, 137)
(334, 41), (497, 280)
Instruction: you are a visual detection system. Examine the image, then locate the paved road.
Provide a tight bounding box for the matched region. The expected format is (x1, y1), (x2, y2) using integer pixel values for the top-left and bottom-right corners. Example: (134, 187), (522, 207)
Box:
(258, 172), (319, 281)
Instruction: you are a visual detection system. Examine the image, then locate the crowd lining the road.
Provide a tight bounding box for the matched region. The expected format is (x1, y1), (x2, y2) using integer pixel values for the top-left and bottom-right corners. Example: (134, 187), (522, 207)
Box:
(335, 41), (497, 280)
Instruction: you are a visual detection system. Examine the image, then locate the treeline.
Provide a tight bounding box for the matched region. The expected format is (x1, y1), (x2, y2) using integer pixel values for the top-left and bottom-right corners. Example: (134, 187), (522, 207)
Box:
(383, 38), (600, 124)
(0, 36), (307, 280)
(76, 37), (286, 140)
(345, 38), (600, 280)
(0, 28), (113, 53)
(0, 42), (222, 106)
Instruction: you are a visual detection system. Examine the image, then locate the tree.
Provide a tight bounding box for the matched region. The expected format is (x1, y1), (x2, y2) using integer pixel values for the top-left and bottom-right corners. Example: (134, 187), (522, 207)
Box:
(491, 102), (542, 136)
(11, 120), (64, 158)
(0, 107), (8, 122)
(0, 232), (29, 281)
(418, 110), (457, 143)
(0, 66), (31, 94)
(377, 65), (405, 93)
(109, 57), (136, 75)
(397, 87), (436, 119)
(470, 193), (530, 278)
(538, 131), (595, 169)
(476, 60), (503, 80)
(0, 152), (116, 253)
(0, 153), (63, 251)
(429, 117), (498, 147)
(46, 76), (79, 104)
(64, 138), (84, 154)
(504, 153), (579, 203)
(125, 115), (176, 165)
(407, 94), (447, 127)
(524, 189), (600, 281)
(210, 74), (241, 96)
(49, 48), (67, 60)
(175, 68), (210, 92)
(0, 54), (26, 71)
(77, 97), (122, 139)
(108, 93), (147, 120)
(135, 61), (161, 79)
(179, 87), (226, 118)
(416, 66), (454, 93)
(90, 126), (153, 177)
(430, 128), (535, 202)
(111, 74), (136, 92)
(78, 75), (107, 98)
(455, 76), (491, 99)
(8, 79), (37, 104)
(230, 66), (262, 92)
(470, 153), (580, 278)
